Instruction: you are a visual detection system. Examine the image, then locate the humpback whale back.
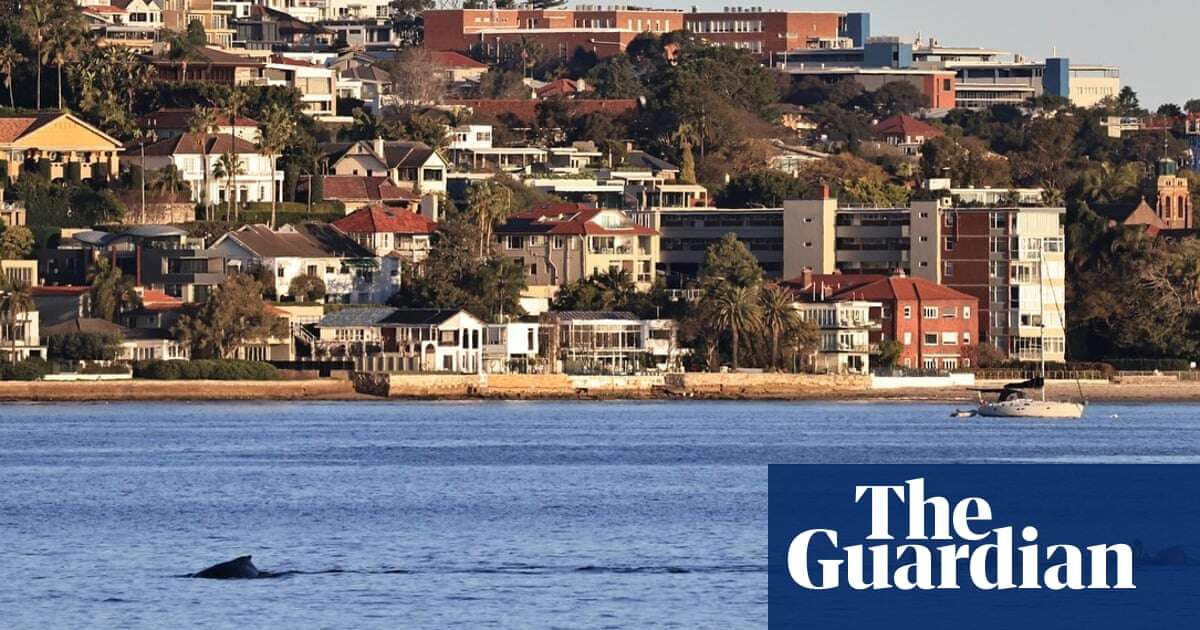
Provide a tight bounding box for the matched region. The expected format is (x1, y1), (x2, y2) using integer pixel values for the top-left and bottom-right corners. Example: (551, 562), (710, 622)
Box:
(192, 555), (262, 579)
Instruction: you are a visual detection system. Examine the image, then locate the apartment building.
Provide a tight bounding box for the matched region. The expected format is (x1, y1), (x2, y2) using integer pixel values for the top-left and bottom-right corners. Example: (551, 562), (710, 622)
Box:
(495, 204), (659, 299)
(161, 0), (236, 47)
(424, 7), (866, 61)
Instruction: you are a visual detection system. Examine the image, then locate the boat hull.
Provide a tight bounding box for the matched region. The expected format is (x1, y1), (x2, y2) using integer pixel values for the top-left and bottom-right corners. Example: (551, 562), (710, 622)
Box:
(977, 400), (1085, 419)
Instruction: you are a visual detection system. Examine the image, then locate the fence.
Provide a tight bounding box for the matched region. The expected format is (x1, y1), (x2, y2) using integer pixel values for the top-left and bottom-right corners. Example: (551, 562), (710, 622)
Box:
(973, 369), (1108, 382)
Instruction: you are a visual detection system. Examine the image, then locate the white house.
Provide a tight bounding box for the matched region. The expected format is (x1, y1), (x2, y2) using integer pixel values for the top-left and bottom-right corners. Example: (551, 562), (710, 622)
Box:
(0, 307), (45, 362)
(126, 132), (283, 206)
(315, 307), (485, 373)
(209, 223), (391, 304)
(483, 320), (543, 373)
(258, 55), (338, 120)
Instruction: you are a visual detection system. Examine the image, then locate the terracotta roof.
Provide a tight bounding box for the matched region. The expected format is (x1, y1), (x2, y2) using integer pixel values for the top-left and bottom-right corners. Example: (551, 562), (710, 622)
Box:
(140, 288), (183, 308)
(150, 46), (264, 66)
(332, 205), (435, 235)
(320, 176), (419, 202)
(340, 64), (392, 83)
(536, 78), (581, 98)
(219, 223), (372, 259)
(135, 132), (260, 156)
(497, 203), (657, 237)
(271, 54), (323, 68)
(445, 99), (637, 126)
(430, 51), (487, 70)
(782, 273), (974, 303)
(83, 5), (126, 13)
(31, 285), (90, 297)
(139, 108), (259, 131)
(0, 114), (61, 143)
(872, 114), (944, 140)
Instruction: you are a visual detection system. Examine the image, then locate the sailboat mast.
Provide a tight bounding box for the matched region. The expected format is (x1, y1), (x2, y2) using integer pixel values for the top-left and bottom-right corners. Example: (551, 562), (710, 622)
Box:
(1038, 243), (1046, 402)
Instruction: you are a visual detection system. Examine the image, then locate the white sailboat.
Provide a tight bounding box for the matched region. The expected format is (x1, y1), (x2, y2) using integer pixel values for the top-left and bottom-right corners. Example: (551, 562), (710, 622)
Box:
(974, 241), (1084, 419)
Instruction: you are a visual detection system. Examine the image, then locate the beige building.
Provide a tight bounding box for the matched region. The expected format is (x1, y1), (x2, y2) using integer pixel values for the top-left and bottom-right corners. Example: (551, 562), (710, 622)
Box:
(0, 113), (124, 184)
(496, 204), (660, 299)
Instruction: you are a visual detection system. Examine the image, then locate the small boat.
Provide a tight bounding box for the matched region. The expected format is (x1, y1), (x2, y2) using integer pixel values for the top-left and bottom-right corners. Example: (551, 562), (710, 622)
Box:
(973, 377), (1085, 419)
(950, 409), (977, 418)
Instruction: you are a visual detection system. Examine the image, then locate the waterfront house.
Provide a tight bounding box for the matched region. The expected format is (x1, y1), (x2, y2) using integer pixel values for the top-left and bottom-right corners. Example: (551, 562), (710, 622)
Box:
(0, 302), (45, 362)
(483, 320), (544, 374)
(209, 223), (388, 304)
(538, 310), (679, 374)
(41, 316), (189, 362)
(315, 307), (484, 373)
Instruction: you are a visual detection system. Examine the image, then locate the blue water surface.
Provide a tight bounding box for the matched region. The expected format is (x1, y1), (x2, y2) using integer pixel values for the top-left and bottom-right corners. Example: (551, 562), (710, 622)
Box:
(0, 401), (1196, 628)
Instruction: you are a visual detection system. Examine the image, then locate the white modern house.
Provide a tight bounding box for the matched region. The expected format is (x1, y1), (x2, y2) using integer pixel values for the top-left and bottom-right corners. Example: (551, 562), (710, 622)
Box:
(125, 133), (283, 206)
(315, 307), (485, 373)
(793, 300), (881, 374)
(0, 307), (45, 362)
(209, 223), (391, 304)
(483, 320), (543, 373)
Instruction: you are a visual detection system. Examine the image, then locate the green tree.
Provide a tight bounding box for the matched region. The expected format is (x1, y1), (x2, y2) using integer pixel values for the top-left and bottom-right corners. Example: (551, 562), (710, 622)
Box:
(86, 257), (140, 322)
(701, 233), (763, 291)
(288, 273), (326, 303)
(47, 4), (86, 110)
(185, 19), (208, 47)
(716, 169), (808, 208)
(0, 44), (25, 108)
(870, 81), (927, 117)
(876, 338), (904, 368)
(759, 284), (800, 371)
(173, 274), (288, 359)
(707, 284), (762, 371)
(465, 180), (514, 259)
(212, 152), (246, 223)
(188, 106), (219, 215)
(47, 332), (121, 361)
(150, 165), (189, 202)
(20, 0), (54, 110)
(258, 102), (297, 229)
(0, 225), (35, 259)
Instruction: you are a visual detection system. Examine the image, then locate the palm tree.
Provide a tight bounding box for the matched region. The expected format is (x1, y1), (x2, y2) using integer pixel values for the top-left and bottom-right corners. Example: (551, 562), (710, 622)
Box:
(0, 44), (24, 108)
(759, 284), (800, 371)
(466, 180), (513, 259)
(151, 165), (189, 203)
(48, 10), (86, 110)
(218, 89), (246, 221)
(188, 106), (219, 215)
(595, 267), (636, 310)
(258, 102), (297, 229)
(20, 0), (53, 110)
(709, 284), (762, 371)
(86, 257), (141, 322)
(0, 276), (35, 363)
(212, 153), (246, 223)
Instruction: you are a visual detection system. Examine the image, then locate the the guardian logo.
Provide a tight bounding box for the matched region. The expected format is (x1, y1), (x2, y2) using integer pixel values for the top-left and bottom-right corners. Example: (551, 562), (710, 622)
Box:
(787, 478), (1136, 591)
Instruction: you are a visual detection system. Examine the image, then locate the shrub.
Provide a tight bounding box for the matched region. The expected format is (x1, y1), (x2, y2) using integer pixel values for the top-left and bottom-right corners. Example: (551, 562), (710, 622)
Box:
(133, 359), (279, 380)
(1106, 358), (1193, 372)
(66, 162), (82, 184)
(288, 273), (326, 302)
(47, 332), (122, 361)
(0, 358), (53, 381)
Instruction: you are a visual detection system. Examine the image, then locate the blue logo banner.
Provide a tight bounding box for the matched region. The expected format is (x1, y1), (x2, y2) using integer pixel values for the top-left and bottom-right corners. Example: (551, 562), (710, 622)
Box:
(768, 465), (1200, 629)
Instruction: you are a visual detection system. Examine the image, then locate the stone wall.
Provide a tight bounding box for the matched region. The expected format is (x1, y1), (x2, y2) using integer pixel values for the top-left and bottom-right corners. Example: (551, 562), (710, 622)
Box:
(666, 373), (872, 398)
(0, 379), (355, 401)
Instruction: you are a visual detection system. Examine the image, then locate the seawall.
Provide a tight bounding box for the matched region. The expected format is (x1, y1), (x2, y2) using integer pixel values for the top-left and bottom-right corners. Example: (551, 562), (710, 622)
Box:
(0, 379), (358, 401)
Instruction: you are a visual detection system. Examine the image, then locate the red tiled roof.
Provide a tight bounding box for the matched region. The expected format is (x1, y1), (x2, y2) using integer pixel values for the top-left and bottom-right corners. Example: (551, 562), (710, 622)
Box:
(445, 99), (637, 126)
(140, 288), (183, 307)
(497, 203), (657, 236)
(0, 114), (60, 143)
(430, 51), (487, 69)
(320, 176), (420, 202)
(536, 79), (581, 98)
(332, 205), (435, 235)
(782, 273), (974, 303)
(872, 114), (944, 140)
(83, 5), (126, 13)
(271, 54), (323, 68)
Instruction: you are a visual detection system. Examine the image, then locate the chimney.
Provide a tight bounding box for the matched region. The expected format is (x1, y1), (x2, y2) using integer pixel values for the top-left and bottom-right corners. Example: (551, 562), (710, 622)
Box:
(819, 183), (831, 200)
(373, 137), (385, 157)
(801, 267), (813, 290)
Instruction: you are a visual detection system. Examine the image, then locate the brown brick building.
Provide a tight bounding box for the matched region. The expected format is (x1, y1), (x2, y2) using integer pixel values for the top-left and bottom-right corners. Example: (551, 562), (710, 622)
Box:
(423, 8), (859, 62)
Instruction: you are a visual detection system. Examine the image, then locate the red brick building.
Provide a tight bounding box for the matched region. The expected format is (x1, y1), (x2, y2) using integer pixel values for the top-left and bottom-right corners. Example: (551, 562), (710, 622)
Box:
(785, 271), (979, 371)
(423, 8), (854, 61)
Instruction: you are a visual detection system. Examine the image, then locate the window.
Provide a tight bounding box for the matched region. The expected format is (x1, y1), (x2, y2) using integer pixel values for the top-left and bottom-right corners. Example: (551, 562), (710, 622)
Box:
(307, 265), (317, 276)
(903, 306), (912, 320)
(963, 306), (972, 319)
(943, 261), (955, 277)
(923, 306), (938, 320)
(529, 264), (538, 276)
(989, 261), (1005, 279)
(881, 307), (891, 319)
(553, 236), (565, 249)
(989, 237), (1006, 254)
(963, 332), (972, 344)
(924, 333), (938, 346)
(506, 236), (524, 249)
(276, 266), (285, 278)
(990, 212), (1006, 230)
(944, 236), (956, 250)
(943, 308), (956, 319)
(903, 332), (912, 345)
(942, 358), (957, 370)
(942, 332), (958, 345)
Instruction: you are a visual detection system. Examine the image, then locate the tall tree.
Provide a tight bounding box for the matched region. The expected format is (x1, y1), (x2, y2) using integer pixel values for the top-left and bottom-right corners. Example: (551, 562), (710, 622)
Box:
(212, 152), (246, 222)
(258, 102), (297, 229)
(86, 257), (141, 322)
(47, 4), (86, 110)
(173, 274), (287, 359)
(708, 284), (762, 371)
(759, 284), (800, 371)
(465, 180), (514, 259)
(0, 44), (24, 109)
(188, 106), (219, 215)
(20, 0), (54, 110)
(218, 90), (247, 221)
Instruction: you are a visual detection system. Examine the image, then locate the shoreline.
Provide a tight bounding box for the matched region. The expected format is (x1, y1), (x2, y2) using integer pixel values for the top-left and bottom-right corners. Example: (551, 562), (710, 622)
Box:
(1, 379), (1200, 403)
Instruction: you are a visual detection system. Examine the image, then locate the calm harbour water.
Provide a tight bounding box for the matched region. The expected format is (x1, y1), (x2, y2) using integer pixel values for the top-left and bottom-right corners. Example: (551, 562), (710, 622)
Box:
(1, 400), (1198, 629)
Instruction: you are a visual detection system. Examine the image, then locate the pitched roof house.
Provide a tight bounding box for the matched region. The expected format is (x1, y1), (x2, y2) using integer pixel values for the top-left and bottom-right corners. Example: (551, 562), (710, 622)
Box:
(321, 138), (447, 197)
(331, 204), (436, 268)
(315, 307), (485, 373)
(0, 112), (124, 183)
(871, 114), (944, 156)
(122, 132), (282, 206)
